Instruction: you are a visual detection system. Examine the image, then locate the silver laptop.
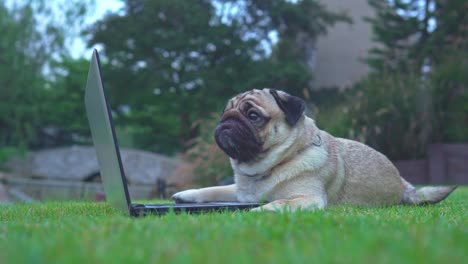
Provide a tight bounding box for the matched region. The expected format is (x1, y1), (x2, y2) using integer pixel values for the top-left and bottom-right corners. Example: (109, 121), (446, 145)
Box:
(84, 49), (259, 216)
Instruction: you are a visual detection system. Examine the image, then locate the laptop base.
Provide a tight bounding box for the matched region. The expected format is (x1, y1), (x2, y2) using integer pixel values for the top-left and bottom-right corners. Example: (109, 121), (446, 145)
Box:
(130, 202), (260, 216)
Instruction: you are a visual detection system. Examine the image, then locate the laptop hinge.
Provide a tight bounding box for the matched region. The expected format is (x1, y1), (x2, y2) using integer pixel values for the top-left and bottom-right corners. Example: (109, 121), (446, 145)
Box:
(129, 204), (146, 217)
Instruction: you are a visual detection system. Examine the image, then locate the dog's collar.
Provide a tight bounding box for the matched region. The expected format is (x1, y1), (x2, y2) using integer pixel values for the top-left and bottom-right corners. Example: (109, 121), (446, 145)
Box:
(312, 133), (322, 147)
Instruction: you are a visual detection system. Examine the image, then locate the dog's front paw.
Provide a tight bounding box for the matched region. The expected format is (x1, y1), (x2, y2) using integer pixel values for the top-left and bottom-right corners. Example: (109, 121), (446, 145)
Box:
(171, 189), (202, 203)
(250, 203), (282, 212)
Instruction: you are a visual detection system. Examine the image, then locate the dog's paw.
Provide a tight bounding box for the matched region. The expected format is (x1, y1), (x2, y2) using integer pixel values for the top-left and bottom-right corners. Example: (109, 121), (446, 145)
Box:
(171, 189), (202, 203)
(250, 206), (266, 212)
(250, 204), (281, 212)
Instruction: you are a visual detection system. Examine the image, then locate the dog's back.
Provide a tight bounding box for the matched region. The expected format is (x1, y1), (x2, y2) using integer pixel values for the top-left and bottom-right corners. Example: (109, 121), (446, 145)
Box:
(332, 138), (405, 206)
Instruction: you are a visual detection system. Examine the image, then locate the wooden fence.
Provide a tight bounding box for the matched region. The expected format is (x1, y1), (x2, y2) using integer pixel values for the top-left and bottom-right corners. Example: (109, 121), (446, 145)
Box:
(393, 143), (468, 185)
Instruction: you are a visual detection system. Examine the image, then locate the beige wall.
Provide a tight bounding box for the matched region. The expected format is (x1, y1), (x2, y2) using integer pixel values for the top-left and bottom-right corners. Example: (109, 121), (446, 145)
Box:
(312, 0), (375, 89)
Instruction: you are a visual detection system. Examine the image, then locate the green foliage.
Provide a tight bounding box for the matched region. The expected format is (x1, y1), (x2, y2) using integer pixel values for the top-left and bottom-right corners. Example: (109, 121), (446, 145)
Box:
(42, 58), (93, 145)
(366, 0), (422, 72)
(426, 1), (468, 64)
(0, 1), (93, 157)
(430, 52), (468, 142)
(1, 189), (467, 263)
(308, 89), (351, 137)
(87, 0), (349, 154)
(184, 114), (232, 186)
(321, 51), (468, 160)
(0, 147), (22, 165)
(345, 0), (468, 159)
(0, 3), (46, 149)
(366, 0), (468, 72)
(343, 72), (429, 159)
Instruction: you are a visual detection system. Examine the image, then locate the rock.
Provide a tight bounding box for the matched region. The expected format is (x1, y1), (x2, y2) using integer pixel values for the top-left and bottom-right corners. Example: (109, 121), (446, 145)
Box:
(3, 146), (182, 185)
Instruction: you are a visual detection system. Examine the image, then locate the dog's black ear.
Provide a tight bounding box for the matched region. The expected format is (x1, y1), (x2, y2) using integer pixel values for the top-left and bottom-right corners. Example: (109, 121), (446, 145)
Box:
(269, 89), (306, 126)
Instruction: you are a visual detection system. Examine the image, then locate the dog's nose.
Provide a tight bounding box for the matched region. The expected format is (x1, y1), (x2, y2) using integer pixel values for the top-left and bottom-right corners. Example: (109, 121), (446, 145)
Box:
(215, 122), (233, 141)
(217, 129), (232, 146)
(214, 123), (236, 153)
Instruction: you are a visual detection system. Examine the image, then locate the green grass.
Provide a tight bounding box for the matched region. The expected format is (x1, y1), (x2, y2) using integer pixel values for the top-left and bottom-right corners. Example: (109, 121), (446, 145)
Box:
(1, 188), (467, 264)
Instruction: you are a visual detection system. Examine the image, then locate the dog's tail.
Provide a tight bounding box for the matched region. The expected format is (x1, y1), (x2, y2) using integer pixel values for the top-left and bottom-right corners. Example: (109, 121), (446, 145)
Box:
(402, 181), (457, 205)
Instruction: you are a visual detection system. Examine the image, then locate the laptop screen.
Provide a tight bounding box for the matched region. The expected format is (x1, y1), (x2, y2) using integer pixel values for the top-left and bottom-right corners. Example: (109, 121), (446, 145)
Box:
(85, 50), (131, 215)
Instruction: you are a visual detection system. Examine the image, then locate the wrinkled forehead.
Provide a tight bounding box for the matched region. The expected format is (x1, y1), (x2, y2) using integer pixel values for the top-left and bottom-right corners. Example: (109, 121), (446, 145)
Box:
(224, 89), (274, 112)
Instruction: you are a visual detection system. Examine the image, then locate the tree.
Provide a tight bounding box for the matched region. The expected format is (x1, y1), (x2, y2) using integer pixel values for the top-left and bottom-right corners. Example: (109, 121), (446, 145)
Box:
(0, 3), (48, 149)
(429, 0), (468, 61)
(0, 1), (92, 152)
(41, 58), (93, 147)
(366, 0), (467, 72)
(341, 0), (468, 159)
(365, 0), (422, 72)
(87, 0), (349, 154)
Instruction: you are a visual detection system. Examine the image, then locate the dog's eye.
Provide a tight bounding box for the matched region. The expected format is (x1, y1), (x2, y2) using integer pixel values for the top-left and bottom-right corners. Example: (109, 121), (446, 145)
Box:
(248, 112), (260, 122)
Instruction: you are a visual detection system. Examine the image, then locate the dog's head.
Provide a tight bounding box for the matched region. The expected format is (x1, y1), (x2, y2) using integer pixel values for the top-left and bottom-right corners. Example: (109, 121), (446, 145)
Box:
(214, 88), (306, 163)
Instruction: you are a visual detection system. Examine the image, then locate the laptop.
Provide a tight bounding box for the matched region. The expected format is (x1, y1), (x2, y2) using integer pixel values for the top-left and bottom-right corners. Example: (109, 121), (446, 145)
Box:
(85, 49), (259, 216)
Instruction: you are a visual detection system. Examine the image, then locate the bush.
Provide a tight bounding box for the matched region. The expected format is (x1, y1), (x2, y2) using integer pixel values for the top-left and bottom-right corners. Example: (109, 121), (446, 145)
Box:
(0, 147), (22, 165)
(310, 88), (353, 139)
(182, 114), (232, 187)
(430, 53), (468, 142)
(325, 52), (468, 160)
(344, 72), (429, 160)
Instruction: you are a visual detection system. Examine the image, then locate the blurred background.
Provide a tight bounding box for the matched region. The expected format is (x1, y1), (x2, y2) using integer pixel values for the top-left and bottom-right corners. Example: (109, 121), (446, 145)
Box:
(0, 0), (466, 203)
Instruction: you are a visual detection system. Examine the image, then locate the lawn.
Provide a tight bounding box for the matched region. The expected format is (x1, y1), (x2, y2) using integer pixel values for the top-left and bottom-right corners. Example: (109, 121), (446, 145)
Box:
(1, 188), (467, 264)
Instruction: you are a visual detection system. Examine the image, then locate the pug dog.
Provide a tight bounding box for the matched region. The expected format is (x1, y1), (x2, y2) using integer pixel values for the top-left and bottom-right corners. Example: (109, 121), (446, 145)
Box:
(172, 89), (456, 211)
